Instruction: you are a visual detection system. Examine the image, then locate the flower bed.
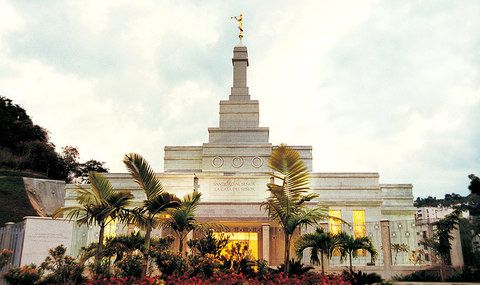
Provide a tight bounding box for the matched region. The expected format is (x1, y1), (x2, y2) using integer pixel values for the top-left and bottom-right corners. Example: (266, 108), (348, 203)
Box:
(82, 272), (351, 285)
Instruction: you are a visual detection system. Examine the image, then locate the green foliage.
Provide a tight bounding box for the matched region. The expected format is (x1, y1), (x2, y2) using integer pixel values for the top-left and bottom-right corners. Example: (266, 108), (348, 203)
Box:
(0, 96), (108, 181)
(469, 174), (480, 195)
(116, 254), (143, 278)
(220, 241), (256, 276)
(2, 264), (42, 285)
(294, 227), (340, 274)
(53, 171), (133, 261)
(445, 266), (480, 282)
(151, 235), (175, 252)
(420, 209), (461, 264)
(391, 243), (409, 265)
(0, 176), (38, 226)
(0, 249), (13, 271)
(189, 254), (223, 278)
(337, 232), (377, 271)
(393, 270), (441, 282)
(38, 245), (84, 285)
(150, 250), (187, 276)
(88, 259), (114, 279)
(261, 144), (329, 273)
(343, 270), (383, 285)
(104, 232), (146, 261)
(122, 153), (182, 256)
(271, 259), (313, 276)
(187, 231), (230, 258)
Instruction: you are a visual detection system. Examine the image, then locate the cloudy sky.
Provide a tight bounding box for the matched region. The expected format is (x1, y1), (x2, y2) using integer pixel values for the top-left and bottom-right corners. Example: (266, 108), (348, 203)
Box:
(1, 0), (479, 198)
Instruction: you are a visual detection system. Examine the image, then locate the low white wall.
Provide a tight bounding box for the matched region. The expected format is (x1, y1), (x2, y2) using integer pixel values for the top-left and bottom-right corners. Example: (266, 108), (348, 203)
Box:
(20, 216), (73, 266)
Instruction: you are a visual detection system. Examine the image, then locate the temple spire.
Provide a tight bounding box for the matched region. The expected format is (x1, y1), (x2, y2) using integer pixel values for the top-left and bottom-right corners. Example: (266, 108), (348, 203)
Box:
(230, 42), (249, 101)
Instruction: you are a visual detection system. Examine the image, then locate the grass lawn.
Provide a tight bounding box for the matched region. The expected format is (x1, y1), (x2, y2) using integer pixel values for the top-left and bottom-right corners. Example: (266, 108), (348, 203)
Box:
(0, 175), (38, 227)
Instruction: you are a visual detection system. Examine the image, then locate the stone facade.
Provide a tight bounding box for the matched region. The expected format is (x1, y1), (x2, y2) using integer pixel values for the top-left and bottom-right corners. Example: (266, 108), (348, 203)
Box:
(65, 41), (417, 267)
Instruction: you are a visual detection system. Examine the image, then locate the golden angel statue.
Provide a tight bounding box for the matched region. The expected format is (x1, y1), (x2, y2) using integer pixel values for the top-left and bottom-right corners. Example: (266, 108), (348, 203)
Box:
(231, 14), (243, 39)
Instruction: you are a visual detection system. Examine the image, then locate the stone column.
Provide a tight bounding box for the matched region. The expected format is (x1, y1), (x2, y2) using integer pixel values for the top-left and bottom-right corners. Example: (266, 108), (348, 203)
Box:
(262, 224), (270, 264)
(380, 220), (392, 279)
(450, 226), (464, 270)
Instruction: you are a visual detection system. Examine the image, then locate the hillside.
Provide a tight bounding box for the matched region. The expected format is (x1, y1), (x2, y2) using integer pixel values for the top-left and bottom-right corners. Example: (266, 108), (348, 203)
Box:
(0, 170), (51, 227)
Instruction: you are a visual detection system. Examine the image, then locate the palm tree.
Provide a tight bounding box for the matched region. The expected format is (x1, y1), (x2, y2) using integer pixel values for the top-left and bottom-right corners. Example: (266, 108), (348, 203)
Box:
(122, 153), (182, 255)
(420, 209), (461, 281)
(160, 191), (228, 255)
(391, 243), (409, 265)
(53, 171), (133, 261)
(261, 144), (329, 273)
(337, 232), (377, 271)
(295, 227), (340, 274)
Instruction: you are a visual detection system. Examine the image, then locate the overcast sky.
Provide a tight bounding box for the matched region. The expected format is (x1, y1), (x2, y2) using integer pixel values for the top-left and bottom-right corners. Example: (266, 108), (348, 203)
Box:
(1, 0), (479, 198)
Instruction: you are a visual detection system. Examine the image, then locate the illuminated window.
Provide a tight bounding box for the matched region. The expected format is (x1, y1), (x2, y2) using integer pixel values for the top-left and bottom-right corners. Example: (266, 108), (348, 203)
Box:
(329, 210), (342, 235)
(353, 210), (365, 238)
(353, 210), (366, 256)
(213, 232), (258, 260)
(104, 217), (116, 243)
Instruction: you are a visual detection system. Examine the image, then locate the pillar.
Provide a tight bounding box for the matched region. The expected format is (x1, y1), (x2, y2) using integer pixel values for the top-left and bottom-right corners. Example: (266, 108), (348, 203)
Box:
(262, 224), (270, 264)
(380, 220), (392, 279)
(450, 226), (464, 270)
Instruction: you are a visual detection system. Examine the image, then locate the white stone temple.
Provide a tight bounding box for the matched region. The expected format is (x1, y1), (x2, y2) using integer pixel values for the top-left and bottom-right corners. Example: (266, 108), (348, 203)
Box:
(66, 41), (417, 268)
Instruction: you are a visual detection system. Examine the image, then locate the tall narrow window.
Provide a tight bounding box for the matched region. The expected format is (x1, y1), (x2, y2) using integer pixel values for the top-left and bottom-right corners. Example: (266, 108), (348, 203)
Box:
(329, 210), (342, 235)
(353, 210), (365, 238)
(353, 210), (366, 256)
(104, 217), (116, 243)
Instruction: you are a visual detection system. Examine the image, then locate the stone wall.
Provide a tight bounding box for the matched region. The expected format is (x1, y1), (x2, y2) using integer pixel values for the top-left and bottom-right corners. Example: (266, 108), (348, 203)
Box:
(22, 177), (65, 216)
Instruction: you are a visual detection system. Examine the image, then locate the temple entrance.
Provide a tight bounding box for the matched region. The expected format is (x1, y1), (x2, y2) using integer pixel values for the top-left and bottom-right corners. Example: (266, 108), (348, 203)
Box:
(214, 232), (258, 260)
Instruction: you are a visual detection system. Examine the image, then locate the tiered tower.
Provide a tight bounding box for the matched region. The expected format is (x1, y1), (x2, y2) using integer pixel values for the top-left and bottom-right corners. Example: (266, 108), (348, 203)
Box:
(163, 41), (312, 173)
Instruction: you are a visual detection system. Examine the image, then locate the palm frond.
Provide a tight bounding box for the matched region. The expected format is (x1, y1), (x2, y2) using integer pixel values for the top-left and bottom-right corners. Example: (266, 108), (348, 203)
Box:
(123, 153), (164, 200)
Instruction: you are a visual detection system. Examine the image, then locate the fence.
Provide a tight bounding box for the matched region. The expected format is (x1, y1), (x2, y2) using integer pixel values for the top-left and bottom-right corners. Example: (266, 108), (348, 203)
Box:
(0, 222), (24, 285)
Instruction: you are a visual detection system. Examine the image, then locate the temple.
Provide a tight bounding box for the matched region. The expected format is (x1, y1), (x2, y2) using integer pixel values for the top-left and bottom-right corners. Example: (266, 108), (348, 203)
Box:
(66, 40), (417, 268)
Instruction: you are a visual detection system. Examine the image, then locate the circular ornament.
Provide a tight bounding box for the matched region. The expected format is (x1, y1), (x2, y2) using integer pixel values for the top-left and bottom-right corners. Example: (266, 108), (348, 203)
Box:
(251, 156), (263, 168)
(232, 156), (244, 168)
(212, 156), (224, 168)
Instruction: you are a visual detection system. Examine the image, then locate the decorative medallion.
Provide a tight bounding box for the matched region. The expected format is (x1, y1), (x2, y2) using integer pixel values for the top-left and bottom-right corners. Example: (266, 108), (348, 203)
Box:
(212, 156), (224, 168)
(251, 156), (263, 168)
(232, 156), (244, 168)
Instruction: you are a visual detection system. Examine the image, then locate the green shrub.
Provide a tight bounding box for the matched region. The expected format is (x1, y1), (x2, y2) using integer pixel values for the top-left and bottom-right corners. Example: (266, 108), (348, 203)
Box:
(116, 254), (143, 278)
(344, 270), (383, 285)
(38, 245), (84, 285)
(187, 231), (229, 257)
(393, 270), (441, 282)
(2, 264), (42, 285)
(446, 266), (480, 282)
(271, 259), (313, 276)
(151, 250), (187, 276)
(189, 254), (223, 277)
(0, 249), (13, 271)
(89, 259), (114, 279)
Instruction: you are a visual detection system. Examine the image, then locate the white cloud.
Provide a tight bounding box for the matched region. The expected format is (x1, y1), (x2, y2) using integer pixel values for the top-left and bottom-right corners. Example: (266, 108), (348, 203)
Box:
(1, 0), (479, 198)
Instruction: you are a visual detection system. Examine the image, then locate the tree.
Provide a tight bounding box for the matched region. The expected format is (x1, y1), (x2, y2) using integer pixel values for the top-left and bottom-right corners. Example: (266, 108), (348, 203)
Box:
(420, 209), (461, 281)
(261, 144), (329, 273)
(122, 153), (182, 275)
(391, 243), (409, 265)
(53, 171), (133, 261)
(61, 146), (80, 183)
(0, 96), (67, 179)
(337, 232), (377, 271)
(160, 191), (228, 254)
(468, 174), (480, 195)
(75, 159), (109, 183)
(295, 227), (340, 274)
